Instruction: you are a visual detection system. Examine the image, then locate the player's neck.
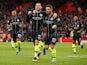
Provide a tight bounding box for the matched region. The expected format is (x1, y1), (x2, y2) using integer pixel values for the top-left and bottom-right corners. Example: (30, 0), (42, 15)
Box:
(13, 16), (17, 20)
(35, 10), (41, 13)
(48, 12), (53, 17)
(13, 15), (17, 18)
(75, 21), (78, 24)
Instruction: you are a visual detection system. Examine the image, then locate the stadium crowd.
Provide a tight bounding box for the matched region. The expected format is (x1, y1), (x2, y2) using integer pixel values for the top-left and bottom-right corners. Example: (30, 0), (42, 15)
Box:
(0, 0), (87, 42)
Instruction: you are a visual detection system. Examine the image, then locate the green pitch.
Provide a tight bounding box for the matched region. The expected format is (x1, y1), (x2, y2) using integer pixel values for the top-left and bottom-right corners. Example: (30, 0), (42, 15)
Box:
(0, 42), (87, 65)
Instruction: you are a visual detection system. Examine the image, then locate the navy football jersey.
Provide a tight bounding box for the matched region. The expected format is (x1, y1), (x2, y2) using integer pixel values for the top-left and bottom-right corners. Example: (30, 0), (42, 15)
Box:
(71, 21), (82, 36)
(8, 17), (22, 34)
(27, 11), (46, 32)
(44, 13), (57, 37)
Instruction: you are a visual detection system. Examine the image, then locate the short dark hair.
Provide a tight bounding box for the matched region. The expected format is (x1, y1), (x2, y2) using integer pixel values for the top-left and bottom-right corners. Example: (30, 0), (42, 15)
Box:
(46, 4), (53, 9)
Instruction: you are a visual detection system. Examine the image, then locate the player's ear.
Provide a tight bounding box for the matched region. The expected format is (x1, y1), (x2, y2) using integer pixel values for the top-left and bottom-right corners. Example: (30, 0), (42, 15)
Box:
(41, 5), (42, 9)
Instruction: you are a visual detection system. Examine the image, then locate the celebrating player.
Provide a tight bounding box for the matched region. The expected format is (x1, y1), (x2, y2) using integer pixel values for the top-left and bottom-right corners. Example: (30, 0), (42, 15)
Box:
(8, 10), (22, 55)
(27, 3), (46, 62)
(44, 4), (57, 62)
(27, 3), (58, 62)
(71, 16), (83, 54)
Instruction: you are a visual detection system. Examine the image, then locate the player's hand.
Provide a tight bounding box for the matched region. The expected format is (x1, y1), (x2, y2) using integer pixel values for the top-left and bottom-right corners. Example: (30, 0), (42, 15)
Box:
(53, 13), (57, 19)
(52, 25), (57, 29)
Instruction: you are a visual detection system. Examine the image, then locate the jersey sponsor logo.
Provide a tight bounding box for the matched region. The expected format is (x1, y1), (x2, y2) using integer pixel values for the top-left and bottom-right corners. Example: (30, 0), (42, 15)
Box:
(12, 22), (19, 25)
(32, 17), (43, 20)
(74, 27), (78, 29)
(45, 20), (53, 24)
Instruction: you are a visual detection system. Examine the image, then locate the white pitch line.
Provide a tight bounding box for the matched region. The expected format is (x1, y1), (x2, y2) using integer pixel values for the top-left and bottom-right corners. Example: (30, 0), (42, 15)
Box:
(67, 55), (87, 58)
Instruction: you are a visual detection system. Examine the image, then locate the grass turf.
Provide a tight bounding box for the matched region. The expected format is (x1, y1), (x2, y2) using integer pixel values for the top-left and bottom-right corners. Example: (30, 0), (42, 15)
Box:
(0, 42), (87, 65)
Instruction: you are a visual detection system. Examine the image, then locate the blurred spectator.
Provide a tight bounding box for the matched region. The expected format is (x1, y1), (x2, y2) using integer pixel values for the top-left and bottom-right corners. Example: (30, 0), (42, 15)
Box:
(2, 32), (6, 42)
(0, 0), (86, 42)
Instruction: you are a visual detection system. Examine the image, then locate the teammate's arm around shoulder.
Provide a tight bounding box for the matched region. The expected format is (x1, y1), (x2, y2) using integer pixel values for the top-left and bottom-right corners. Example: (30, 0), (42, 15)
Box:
(52, 13), (58, 29)
(53, 13), (58, 19)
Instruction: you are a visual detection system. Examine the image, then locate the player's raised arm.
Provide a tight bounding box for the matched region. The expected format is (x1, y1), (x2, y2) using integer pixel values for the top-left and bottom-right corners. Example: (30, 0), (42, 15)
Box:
(26, 11), (32, 23)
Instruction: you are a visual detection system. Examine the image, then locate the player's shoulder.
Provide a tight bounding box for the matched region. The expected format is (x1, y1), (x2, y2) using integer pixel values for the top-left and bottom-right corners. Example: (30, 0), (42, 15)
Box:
(16, 16), (22, 22)
(9, 17), (14, 21)
(17, 16), (21, 19)
(8, 17), (14, 23)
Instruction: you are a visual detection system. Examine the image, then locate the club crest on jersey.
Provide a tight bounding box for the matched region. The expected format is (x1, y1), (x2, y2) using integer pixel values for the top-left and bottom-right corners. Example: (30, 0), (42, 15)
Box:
(77, 25), (79, 27)
(17, 19), (20, 22)
(50, 17), (53, 21)
(40, 14), (43, 17)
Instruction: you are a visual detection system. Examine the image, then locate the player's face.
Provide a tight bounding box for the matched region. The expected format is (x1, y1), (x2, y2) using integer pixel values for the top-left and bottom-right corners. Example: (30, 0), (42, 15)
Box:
(73, 16), (78, 22)
(12, 10), (17, 16)
(46, 7), (52, 14)
(35, 3), (42, 11)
